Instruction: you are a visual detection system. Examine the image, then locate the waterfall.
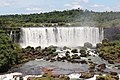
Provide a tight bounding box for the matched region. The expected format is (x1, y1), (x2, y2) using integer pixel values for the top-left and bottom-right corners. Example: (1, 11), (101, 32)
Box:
(20, 27), (104, 48)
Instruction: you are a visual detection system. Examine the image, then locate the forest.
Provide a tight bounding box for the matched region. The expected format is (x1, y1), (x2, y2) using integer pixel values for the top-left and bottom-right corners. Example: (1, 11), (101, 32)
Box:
(0, 9), (120, 28)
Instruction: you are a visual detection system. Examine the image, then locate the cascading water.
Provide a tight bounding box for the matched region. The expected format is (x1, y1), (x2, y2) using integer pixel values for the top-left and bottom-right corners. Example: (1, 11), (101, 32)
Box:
(20, 27), (104, 48)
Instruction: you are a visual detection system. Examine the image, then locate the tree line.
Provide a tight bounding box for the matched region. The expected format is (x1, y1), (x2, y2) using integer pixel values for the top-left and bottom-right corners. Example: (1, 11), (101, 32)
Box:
(0, 9), (120, 28)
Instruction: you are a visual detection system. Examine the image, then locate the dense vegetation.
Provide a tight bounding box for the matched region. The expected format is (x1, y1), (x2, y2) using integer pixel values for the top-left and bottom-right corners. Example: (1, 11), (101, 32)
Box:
(0, 30), (21, 72)
(97, 39), (120, 64)
(0, 9), (120, 27)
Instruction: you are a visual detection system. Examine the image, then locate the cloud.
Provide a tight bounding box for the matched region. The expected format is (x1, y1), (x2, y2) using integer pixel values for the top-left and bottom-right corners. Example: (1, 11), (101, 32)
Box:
(0, 0), (16, 7)
(26, 7), (42, 11)
(64, 2), (82, 9)
(91, 4), (105, 8)
(64, 0), (90, 9)
(75, 0), (89, 3)
(0, 2), (14, 7)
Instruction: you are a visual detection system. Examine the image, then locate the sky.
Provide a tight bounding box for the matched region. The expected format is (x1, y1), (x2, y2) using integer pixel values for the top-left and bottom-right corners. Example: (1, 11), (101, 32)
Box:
(0, 0), (120, 15)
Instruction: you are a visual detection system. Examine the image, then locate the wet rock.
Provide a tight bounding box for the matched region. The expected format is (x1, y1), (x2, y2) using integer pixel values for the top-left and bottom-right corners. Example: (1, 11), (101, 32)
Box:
(108, 60), (114, 64)
(97, 64), (106, 71)
(27, 77), (35, 80)
(80, 60), (87, 64)
(50, 59), (56, 62)
(79, 49), (86, 54)
(66, 51), (70, 54)
(59, 75), (70, 80)
(65, 53), (70, 57)
(96, 43), (102, 48)
(89, 63), (96, 69)
(63, 46), (70, 50)
(51, 74), (60, 78)
(110, 72), (118, 76)
(71, 54), (81, 59)
(80, 49), (88, 57)
(80, 54), (87, 57)
(57, 57), (62, 61)
(45, 57), (51, 61)
(88, 61), (93, 63)
(35, 46), (41, 51)
(88, 58), (91, 60)
(61, 56), (67, 60)
(80, 72), (94, 79)
(66, 57), (72, 62)
(84, 42), (93, 48)
(71, 49), (78, 53)
(96, 75), (119, 80)
(115, 65), (120, 69)
(70, 59), (81, 63)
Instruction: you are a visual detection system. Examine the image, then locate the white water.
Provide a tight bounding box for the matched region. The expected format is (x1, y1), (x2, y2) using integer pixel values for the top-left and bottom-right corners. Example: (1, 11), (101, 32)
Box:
(20, 27), (104, 48)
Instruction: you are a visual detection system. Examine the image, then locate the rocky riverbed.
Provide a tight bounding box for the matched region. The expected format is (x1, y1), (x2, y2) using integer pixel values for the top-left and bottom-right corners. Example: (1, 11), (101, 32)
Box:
(1, 40), (120, 80)
(2, 45), (119, 80)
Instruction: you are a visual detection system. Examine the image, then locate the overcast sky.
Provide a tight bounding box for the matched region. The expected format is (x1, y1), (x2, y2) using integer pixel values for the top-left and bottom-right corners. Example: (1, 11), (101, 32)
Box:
(0, 0), (120, 15)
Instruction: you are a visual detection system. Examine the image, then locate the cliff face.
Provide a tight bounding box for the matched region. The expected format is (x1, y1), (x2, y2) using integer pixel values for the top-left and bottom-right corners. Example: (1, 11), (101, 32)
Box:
(104, 27), (120, 41)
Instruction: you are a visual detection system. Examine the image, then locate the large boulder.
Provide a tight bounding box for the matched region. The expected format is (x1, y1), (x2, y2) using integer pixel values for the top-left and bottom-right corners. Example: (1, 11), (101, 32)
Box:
(71, 49), (78, 53)
(71, 54), (81, 59)
(97, 63), (106, 71)
(79, 49), (87, 57)
(84, 42), (93, 48)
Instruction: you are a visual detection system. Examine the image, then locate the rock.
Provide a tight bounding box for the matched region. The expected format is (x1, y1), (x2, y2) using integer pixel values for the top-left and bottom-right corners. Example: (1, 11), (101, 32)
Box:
(80, 53), (87, 57)
(115, 65), (120, 69)
(71, 54), (81, 59)
(71, 49), (78, 53)
(110, 72), (118, 76)
(79, 47), (87, 51)
(35, 46), (41, 51)
(96, 43), (102, 48)
(65, 53), (70, 57)
(27, 77), (35, 80)
(84, 42), (93, 48)
(88, 59), (91, 60)
(80, 49), (87, 57)
(80, 72), (94, 79)
(61, 56), (67, 60)
(63, 46), (70, 50)
(59, 75), (70, 80)
(89, 63), (96, 69)
(70, 59), (81, 63)
(51, 74), (60, 78)
(57, 57), (62, 61)
(108, 60), (114, 64)
(80, 60), (87, 64)
(79, 49), (86, 54)
(97, 64), (106, 71)
(50, 59), (56, 62)
(66, 57), (71, 62)
(88, 61), (93, 63)
(102, 38), (109, 44)
(66, 51), (70, 54)
(96, 75), (119, 80)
